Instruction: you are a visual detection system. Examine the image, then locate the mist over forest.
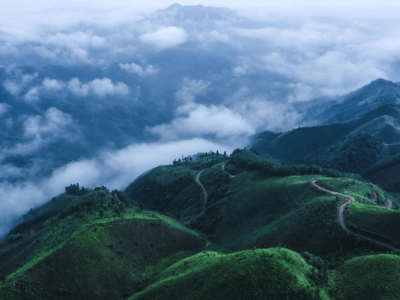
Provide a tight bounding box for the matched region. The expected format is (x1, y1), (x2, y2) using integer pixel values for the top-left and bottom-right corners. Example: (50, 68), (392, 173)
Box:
(1, 2), (400, 235)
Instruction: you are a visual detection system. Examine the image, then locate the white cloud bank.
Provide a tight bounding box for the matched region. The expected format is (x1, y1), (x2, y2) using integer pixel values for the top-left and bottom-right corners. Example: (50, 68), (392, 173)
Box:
(119, 62), (158, 77)
(4, 76), (130, 100)
(148, 78), (302, 143)
(67, 77), (130, 98)
(140, 26), (188, 49)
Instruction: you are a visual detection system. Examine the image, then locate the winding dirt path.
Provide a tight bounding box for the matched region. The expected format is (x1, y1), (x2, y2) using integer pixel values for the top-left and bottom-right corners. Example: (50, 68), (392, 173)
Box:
(222, 163), (236, 178)
(311, 180), (400, 252)
(184, 171), (208, 225)
(196, 171), (208, 216)
(184, 171), (213, 247)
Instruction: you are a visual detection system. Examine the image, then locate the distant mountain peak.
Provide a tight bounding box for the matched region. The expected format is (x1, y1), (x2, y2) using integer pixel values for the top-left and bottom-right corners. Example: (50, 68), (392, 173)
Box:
(165, 3), (183, 10)
(372, 78), (391, 83)
(159, 3), (234, 19)
(369, 78), (393, 86)
(316, 78), (400, 125)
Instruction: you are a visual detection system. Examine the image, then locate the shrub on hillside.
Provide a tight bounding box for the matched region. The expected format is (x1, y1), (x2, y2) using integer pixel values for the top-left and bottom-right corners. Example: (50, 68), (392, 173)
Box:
(247, 159), (361, 180)
(230, 148), (263, 168)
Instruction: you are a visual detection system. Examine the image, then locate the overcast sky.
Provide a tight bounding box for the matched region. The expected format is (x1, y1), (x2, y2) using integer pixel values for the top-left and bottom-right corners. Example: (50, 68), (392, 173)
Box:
(4, 0), (400, 8)
(3, 0), (400, 17)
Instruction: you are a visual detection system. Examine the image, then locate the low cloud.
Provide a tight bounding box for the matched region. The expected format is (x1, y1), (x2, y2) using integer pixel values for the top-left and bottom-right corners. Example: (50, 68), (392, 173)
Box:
(4, 107), (79, 156)
(5, 76), (130, 100)
(263, 51), (388, 101)
(23, 86), (41, 102)
(0, 103), (11, 115)
(175, 78), (209, 104)
(2, 69), (39, 97)
(23, 107), (73, 139)
(149, 104), (255, 144)
(231, 96), (302, 132)
(46, 31), (105, 50)
(140, 26), (188, 49)
(68, 78), (130, 98)
(119, 62), (158, 77)
(148, 78), (302, 144)
(42, 78), (65, 92)
(0, 138), (232, 237)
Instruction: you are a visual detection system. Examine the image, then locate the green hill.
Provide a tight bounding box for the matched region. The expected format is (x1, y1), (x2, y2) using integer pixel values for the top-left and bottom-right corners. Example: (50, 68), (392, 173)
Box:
(0, 189), (206, 300)
(129, 248), (328, 300)
(2, 150), (400, 299)
(129, 248), (400, 300)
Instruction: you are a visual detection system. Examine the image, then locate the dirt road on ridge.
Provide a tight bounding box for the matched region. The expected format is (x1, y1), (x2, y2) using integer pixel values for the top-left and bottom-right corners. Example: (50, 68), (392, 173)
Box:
(196, 171), (207, 216)
(222, 163), (236, 178)
(311, 180), (400, 252)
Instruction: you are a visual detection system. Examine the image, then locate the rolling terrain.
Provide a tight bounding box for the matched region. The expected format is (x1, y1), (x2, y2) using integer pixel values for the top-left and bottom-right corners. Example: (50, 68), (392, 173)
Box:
(1, 150), (400, 299)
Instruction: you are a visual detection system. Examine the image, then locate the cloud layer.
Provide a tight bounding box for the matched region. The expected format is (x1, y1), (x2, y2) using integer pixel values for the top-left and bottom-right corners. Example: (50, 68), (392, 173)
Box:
(5, 75), (130, 101)
(0, 138), (232, 237)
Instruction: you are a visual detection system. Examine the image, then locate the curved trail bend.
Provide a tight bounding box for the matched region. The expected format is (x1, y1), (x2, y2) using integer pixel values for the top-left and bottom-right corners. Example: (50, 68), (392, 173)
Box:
(196, 171), (208, 216)
(186, 171), (213, 247)
(311, 180), (400, 253)
(222, 163), (236, 178)
(184, 171), (208, 226)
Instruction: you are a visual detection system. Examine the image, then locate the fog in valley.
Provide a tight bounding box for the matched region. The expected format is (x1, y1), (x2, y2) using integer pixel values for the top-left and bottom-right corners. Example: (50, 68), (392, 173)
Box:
(0, 1), (400, 235)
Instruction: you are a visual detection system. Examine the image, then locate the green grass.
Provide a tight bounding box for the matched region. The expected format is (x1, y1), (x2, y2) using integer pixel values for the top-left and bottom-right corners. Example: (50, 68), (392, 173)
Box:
(316, 177), (387, 205)
(347, 203), (400, 247)
(129, 247), (330, 300)
(204, 173), (342, 253)
(0, 186), (207, 300)
(3, 155), (400, 300)
(333, 254), (400, 300)
(127, 159), (397, 258)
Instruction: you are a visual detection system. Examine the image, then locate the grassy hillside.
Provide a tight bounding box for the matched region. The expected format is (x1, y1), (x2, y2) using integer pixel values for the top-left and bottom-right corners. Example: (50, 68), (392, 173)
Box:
(125, 154), (229, 223)
(128, 247), (400, 300)
(332, 254), (400, 300)
(129, 248), (329, 300)
(125, 150), (397, 259)
(0, 189), (206, 300)
(2, 149), (400, 299)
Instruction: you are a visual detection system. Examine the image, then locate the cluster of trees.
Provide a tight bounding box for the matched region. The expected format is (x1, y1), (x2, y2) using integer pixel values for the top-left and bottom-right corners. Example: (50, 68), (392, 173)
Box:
(247, 160), (361, 179)
(65, 183), (89, 196)
(172, 151), (228, 165)
(230, 148), (262, 168)
(231, 148), (362, 180)
(173, 156), (192, 165)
